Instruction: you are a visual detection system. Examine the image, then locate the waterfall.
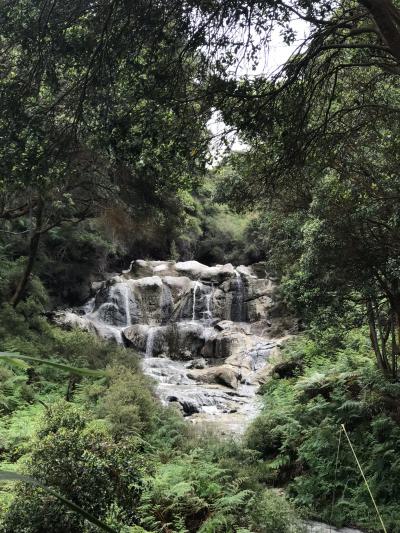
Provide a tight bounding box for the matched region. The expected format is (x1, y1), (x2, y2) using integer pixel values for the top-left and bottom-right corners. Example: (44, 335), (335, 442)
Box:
(160, 282), (173, 324)
(192, 280), (201, 322)
(108, 282), (138, 327)
(204, 284), (213, 324)
(82, 297), (95, 314)
(145, 327), (157, 358)
(57, 259), (280, 433)
(122, 284), (132, 326)
(79, 282), (134, 344)
(231, 271), (246, 322)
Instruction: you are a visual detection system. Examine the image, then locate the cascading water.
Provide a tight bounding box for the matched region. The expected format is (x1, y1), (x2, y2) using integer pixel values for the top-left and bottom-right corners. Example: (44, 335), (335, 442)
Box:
(58, 260), (285, 434)
(76, 281), (137, 345)
(160, 282), (173, 324)
(145, 327), (157, 358)
(117, 283), (132, 327)
(231, 270), (246, 322)
(203, 284), (214, 325)
(82, 297), (95, 314)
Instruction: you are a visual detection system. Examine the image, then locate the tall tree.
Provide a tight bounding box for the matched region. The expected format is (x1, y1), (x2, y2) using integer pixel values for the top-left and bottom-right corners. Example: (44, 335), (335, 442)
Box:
(0, 0), (211, 305)
(219, 46), (400, 378)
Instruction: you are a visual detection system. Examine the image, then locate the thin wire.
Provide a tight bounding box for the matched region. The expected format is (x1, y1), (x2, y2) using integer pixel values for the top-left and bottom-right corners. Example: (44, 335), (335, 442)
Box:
(341, 424), (387, 533)
(329, 427), (343, 531)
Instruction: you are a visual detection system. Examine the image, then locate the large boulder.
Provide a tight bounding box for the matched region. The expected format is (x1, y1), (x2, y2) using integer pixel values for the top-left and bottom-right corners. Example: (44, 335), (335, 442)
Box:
(175, 261), (235, 282)
(188, 365), (241, 389)
(202, 328), (250, 360)
(123, 324), (170, 356)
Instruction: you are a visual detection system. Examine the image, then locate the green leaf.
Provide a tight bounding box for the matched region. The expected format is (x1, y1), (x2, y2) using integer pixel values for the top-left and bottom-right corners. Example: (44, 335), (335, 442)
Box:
(0, 470), (117, 533)
(0, 352), (105, 377)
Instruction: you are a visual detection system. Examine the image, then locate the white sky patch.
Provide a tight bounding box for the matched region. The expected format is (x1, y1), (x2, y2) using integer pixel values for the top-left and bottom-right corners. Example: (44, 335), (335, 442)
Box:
(208, 18), (309, 161)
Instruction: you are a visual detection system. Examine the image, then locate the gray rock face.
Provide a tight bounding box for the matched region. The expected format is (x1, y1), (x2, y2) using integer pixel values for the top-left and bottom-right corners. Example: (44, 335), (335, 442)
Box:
(56, 259), (295, 432)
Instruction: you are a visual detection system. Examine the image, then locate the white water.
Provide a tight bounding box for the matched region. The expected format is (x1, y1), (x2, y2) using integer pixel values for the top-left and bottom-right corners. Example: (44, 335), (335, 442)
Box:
(66, 269), (271, 427)
(60, 261), (281, 431)
(145, 327), (157, 358)
(204, 284), (213, 324)
(160, 282), (173, 323)
(232, 270), (245, 322)
(117, 283), (132, 327)
(82, 297), (95, 314)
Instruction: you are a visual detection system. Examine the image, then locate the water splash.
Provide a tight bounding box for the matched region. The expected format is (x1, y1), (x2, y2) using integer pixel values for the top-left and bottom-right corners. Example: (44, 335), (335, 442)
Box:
(82, 297), (95, 314)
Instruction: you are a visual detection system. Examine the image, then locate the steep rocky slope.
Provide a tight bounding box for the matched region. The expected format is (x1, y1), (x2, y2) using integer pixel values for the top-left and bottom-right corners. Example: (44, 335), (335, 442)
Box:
(56, 260), (296, 432)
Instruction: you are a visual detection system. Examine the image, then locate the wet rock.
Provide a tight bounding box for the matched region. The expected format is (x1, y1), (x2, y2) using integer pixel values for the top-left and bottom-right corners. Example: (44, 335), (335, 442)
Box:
(123, 324), (169, 356)
(53, 311), (97, 333)
(123, 324), (151, 352)
(175, 260), (235, 282)
(162, 275), (192, 297)
(90, 281), (104, 293)
(236, 265), (256, 278)
(187, 358), (207, 369)
(142, 357), (193, 385)
(55, 258), (296, 434)
(225, 352), (253, 373)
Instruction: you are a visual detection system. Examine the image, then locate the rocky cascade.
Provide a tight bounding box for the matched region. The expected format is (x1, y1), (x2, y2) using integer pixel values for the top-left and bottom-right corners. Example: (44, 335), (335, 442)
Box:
(56, 260), (296, 433)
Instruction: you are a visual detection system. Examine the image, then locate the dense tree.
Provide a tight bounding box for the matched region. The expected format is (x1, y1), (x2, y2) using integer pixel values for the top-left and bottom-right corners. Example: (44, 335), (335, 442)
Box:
(0, 0), (212, 306)
(219, 42), (400, 378)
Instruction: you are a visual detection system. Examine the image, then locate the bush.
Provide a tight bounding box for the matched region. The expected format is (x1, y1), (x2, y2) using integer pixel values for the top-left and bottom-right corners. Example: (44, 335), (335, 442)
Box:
(1, 402), (148, 532)
(247, 489), (305, 533)
(136, 447), (303, 533)
(138, 451), (252, 532)
(96, 365), (157, 438)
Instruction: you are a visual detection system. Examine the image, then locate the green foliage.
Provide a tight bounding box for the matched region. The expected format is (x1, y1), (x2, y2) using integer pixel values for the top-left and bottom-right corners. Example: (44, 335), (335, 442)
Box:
(175, 172), (256, 264)
(96, 365), (157, 439)
(0, 470), (117, 533)
(1, 403), (147, 533)
(137, 449), (302, 533)
(246, 489), (305, 533)
(247, 331), (400, 531)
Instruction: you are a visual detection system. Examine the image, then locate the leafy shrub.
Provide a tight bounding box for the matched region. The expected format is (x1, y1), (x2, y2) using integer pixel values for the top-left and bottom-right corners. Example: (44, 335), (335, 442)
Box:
(246, 489), (305, 533)
(1, 402), (148, 532)
(137, 448), (303, 533)
(96, 365), (157, 438)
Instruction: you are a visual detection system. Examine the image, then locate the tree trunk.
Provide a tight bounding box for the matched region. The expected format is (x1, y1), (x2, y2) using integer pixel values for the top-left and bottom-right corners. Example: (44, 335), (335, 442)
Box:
(359, 0), (400, 62)
(10, 203), (43, 308)
(367, 299), (391, 376)
(390, 295), (400, 380)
